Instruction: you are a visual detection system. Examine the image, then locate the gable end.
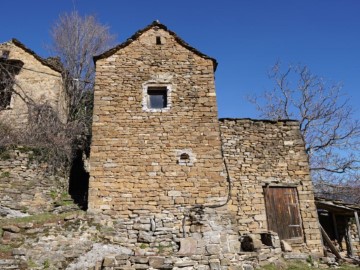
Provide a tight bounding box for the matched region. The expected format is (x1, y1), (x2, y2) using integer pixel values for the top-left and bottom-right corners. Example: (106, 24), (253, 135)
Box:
(93, 21), (218, 71)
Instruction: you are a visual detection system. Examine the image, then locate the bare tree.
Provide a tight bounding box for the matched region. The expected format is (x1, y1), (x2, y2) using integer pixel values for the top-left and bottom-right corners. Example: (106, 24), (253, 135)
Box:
(313, 171), (360, 204)
(49, 11), (116, 125)
(249, 63), (360, 198)
(1, 12), (115, 174)
(0, 62), (79, 173)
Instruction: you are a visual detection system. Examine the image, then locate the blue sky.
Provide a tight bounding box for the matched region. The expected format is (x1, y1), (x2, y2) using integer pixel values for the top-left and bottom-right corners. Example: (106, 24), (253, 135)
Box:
(1, 0), (359, 119)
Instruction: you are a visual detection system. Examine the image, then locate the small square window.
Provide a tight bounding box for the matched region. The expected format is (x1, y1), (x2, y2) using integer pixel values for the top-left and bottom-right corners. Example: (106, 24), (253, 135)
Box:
(1, 50), (9, 59)
(147, 87), (167, 109)
(142, 83), (171, 112)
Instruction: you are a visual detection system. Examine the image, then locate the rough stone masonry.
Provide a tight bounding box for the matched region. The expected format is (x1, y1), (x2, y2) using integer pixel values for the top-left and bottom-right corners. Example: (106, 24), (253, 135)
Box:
(0, 39), (67, 127)
(219, 119), (323, 255)
(87, 21), (323, 266)
(89, 22), (227, 214)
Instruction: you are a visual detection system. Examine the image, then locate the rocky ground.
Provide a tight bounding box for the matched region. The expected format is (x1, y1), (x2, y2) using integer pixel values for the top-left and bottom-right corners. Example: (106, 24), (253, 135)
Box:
(1, 206), (359, 270)
(0, 207), (220, 269)
(0, 207), (144, 269)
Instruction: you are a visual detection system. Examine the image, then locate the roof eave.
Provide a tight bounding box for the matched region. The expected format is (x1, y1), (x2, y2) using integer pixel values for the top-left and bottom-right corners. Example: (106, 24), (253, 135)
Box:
(93, 21), (218, 71)
(11, 38), (63, 73)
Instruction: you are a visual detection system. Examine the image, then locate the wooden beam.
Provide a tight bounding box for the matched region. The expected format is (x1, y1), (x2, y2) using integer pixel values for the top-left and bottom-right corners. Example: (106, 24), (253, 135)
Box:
(317, 221), (327, 257)
(331, 213), (340, 243)
(354, 211), (360, 244)
(345, 219), (354, 257)
(319, 224), (342, 259)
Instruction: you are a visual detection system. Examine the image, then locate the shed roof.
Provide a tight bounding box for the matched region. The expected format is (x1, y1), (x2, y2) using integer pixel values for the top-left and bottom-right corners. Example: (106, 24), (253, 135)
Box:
(93, 21), (218, 71)
(315, 197), (360, 215)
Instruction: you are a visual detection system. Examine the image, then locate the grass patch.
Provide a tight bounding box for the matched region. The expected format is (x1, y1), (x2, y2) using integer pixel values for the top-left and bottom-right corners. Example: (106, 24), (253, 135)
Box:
(154, 243), (174, 254)
(27, 147), (44, 163)
(0, 150), (11, 160)
(0, 244), (12, 253)
(43, 259), (50, 269)
(99, 226), (115, 233)
(0, 171), (10, 178)
(52, 191), (75, 206)
(260, 261), (360, 270)
(335, 265), (360, 270)
(55, 200), (74, 207)
(50, 190), (57, 200)
(139, 243), (148, 249)
(287, 261), (313, 270)
(0, 243), (23, 259)
(0, 210), (83, 229)
(27, 259), (37, 268)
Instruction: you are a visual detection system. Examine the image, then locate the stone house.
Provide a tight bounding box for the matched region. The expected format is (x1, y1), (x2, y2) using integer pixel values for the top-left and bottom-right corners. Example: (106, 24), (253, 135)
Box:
(87, 21), (324, 265)
(0, 39), (67, 127)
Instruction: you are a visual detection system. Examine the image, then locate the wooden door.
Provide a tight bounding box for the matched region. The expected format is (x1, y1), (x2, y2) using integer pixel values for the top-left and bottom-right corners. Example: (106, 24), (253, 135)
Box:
(264, 187), (303, 240)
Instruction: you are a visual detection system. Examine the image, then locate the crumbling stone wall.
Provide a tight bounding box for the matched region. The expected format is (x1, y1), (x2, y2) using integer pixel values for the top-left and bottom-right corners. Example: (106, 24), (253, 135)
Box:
(350, 221), (360, 257)
(0, 147), (68, 215)
(0, 40), (67, 127)
(219, 118), (323, 255)
(88, 23), (227, 216)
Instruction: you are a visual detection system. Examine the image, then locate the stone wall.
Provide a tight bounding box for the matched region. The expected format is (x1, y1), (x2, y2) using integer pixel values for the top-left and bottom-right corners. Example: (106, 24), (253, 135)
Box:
(88, 23), (227, 216)
(2, 211), (284, 270)
(0, 40), (67, 127)
(219, 118), (323, 255)
(0, 147), (68, 215)
(350, 221), (360, 257)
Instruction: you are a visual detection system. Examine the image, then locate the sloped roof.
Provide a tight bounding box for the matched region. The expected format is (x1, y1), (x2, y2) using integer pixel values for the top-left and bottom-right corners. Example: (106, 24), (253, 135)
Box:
(94, 21), (218, 71)
(10, 39), (63, 73)
(315, 197), (360, 215)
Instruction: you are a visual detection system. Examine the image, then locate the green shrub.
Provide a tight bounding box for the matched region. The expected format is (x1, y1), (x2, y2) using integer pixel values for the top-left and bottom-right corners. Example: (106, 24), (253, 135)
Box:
(0, 171), (10, 178)
(0, 148), (11, 160)
(43, 259), (50, 269)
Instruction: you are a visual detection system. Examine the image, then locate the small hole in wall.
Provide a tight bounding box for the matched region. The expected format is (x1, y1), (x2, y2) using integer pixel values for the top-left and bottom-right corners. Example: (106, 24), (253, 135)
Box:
(240, 235), (255, 252)
(177, 150), (194, 166)
(260, 233), (274, 247)
(180, 153), (190, 161)
(156, 36), (161, 45)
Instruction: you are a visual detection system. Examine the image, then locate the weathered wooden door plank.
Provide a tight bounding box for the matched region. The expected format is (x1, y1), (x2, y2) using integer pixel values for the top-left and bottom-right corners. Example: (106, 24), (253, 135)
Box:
(264, 187), (302, 240)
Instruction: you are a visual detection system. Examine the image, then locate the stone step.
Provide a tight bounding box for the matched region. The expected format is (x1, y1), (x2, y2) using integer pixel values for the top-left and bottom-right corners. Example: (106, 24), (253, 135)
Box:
(0, 259), (19, 269)
(284, 238), (304, 245)
(283, 253), (309, 260)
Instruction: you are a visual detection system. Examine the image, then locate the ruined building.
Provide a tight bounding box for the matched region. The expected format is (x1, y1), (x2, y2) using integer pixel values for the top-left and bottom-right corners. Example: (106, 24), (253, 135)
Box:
(0, 39), (67, 127)
(87, 21), (326, 266)
(0, 39), (69, 214)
